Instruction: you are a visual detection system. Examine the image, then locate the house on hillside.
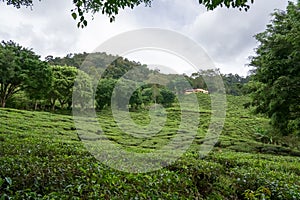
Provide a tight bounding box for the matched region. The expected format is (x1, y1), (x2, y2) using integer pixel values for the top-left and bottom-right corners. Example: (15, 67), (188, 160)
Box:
(184, 88), (209, 95)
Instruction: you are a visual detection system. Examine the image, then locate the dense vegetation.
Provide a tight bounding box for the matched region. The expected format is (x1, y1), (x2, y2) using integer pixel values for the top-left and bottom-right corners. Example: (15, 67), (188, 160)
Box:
(0, 41), (51, 108)
(1, 94), (299, 199)
(248, 1), (300, 136)
(1, 1), (299, 199)
(1, 44), (249, 112)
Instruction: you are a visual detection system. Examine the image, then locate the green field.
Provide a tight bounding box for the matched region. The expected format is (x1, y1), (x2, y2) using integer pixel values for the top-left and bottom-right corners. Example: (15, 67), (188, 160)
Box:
(1, 94), (300, 199)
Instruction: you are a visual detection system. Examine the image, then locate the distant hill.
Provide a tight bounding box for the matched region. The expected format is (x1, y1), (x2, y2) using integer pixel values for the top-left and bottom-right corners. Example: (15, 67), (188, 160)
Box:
(46, 52), (250, 96)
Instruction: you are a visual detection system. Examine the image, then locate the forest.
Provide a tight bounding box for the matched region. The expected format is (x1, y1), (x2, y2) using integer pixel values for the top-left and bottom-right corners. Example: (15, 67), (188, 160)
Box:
(0, 44), (250, 111)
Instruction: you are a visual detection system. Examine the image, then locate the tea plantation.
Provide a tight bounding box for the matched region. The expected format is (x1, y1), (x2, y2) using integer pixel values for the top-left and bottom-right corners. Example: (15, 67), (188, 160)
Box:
(1, 94), (299, 199)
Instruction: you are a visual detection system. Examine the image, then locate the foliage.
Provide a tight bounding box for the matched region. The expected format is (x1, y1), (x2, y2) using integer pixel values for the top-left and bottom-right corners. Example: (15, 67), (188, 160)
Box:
(249, 1), (300, 135)
(47, 65), (92, 110)
(0, 95), (299, 199)
(190, 72), (207, 89)
(47, 52), (151, 80)
(0, 40), (50, 108)
(95, 78), (117, 110)
(5, 90), (50, 111)
(47, 52), (118, 71)
(2, 0), (255, 28)
(72, 69), (93, 109)
(186, 69), (249, 95)
(46, 53), (89, 68)
(167, 75), (193, 95)
(47, 65), (78, 110)
(96, 78), (176, 111)
(222, 73), (250, 96)
(102, 57), (147, 79)
(110, 78), (139, 110)
(141, 85), (176, 107)
(158, 87), (176, 107)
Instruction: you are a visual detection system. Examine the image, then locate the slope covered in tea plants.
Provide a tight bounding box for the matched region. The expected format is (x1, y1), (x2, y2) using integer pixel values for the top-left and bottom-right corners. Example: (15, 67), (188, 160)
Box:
(0, 95), (299, 199)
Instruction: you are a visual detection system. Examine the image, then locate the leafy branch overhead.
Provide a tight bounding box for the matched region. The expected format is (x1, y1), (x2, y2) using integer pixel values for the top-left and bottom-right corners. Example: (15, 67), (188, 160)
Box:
(2, 0), (254, 28)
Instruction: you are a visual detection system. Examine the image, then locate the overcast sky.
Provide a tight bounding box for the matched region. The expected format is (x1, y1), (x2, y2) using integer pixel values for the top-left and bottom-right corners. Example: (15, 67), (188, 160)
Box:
(0, 0), (295, 76)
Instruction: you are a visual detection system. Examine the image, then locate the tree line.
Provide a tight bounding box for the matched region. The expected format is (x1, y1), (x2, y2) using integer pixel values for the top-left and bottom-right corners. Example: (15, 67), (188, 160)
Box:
(0, 43), (179, 111)
(0, 41), (249, 112)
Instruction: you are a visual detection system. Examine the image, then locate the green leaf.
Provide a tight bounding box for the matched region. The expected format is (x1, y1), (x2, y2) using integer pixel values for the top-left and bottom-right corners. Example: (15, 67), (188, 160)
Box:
(0, 194), (8, 200)
(71, 12), (77, 20)
(5, 177), (12, 186)
(83, 20), (87, 26)
(0, 178), (4, 187)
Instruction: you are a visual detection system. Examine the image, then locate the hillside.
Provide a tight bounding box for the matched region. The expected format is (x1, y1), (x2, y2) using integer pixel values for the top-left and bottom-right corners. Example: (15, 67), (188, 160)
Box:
(0, 95), (299, 199)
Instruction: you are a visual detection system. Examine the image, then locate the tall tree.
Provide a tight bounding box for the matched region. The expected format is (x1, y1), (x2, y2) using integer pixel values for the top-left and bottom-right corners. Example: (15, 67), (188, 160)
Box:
(47, 65), (78, 110)
(23, 61), (52, 110)
(95, 78), (117, 110)
(72, 69), (93, 109)
(2, 0), (254, 28)
(250, 1), (300, 135)
(0, 40), (50, 108)
(111, 78), (142, 110)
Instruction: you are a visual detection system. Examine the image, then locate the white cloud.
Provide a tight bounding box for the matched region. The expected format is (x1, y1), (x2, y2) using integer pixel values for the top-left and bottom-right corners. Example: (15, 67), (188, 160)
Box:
(182, 0), (293, 76)
(0, 0), (295, 76)
(0, 0), (79, 57)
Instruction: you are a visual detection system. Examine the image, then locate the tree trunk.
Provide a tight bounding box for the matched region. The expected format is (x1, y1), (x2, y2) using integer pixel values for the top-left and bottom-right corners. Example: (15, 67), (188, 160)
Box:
(1, 94), (7, 108)
(50, 99), (56, 111)
(34, 101), (38, 110)
(1, 100), (6, 108)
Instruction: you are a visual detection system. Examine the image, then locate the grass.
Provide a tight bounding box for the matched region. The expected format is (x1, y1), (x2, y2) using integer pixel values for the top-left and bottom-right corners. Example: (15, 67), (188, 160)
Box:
(0, 94), (300, 199)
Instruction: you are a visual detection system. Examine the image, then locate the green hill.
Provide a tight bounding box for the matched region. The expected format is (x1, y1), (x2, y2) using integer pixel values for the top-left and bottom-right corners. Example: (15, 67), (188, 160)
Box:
(0, 95), (299, 199)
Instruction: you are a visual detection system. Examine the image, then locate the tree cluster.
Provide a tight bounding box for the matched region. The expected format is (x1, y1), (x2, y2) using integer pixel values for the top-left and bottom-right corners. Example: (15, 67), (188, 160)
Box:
(0, 40), (251, 115)
(0, 41), (50, 108)
(0, 45), (178, 111)
(0, 41), (94, 110)
(183, 69), (249, 95)
(48, 52), (178, 111)
(248, 1), (300, 135)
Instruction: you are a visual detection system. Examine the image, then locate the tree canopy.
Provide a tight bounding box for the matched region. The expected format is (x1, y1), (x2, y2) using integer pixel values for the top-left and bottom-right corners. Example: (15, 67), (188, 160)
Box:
(1, 0), (254, 27)
(249, 1), (300, 135)
(47, 65), (92, 110)
(0, 40), (51, 108)
(0, 42), (248, 111)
